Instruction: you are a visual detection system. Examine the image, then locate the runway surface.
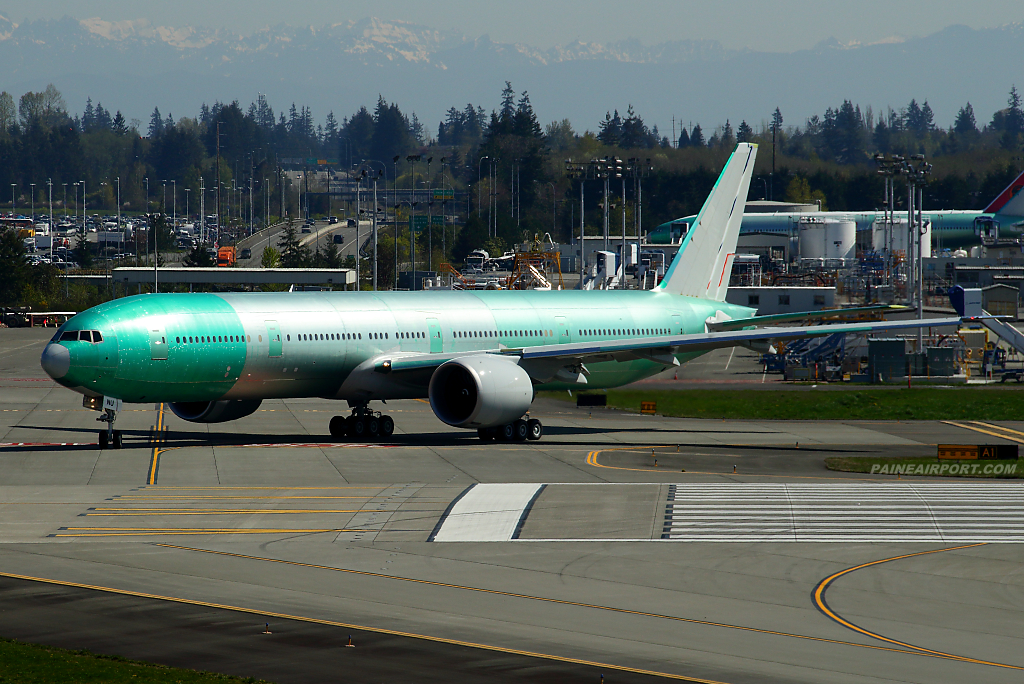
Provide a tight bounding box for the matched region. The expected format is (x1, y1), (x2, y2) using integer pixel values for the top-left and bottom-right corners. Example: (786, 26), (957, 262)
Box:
(2, 326), (1024, 683)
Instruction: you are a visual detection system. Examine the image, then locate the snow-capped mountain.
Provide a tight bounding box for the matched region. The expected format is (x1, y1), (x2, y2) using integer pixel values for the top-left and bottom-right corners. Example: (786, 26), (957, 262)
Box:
(0, 13), (1022, 134)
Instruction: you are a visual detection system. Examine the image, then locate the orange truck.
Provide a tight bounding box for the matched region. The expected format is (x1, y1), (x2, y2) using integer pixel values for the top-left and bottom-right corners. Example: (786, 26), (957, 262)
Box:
(216, 246), (236, 267)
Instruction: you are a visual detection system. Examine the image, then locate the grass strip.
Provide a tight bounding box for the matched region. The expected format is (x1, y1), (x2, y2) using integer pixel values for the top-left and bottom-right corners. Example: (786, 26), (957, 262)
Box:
(0, 636), (271, 684)
(825, 456), (1023, 478)
(544, 388), (1024, 421)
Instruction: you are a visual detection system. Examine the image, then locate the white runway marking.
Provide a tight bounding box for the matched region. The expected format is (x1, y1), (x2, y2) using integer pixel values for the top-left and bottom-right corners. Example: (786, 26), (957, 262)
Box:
(431, 483), (544, 542)
(663, 483), (1024, 542)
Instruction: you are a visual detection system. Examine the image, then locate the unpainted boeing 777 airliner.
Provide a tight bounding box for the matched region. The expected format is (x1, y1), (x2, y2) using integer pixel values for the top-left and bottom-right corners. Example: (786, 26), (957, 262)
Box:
(40, 144), (960, 447)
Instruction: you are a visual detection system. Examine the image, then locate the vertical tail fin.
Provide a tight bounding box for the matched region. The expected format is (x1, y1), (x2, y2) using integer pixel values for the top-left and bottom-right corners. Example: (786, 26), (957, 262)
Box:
(983, 168), (1024, 215)
(658, 143), (757, 300)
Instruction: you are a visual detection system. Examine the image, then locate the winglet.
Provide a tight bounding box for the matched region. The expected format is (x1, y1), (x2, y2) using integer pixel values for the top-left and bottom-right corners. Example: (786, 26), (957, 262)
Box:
(658, 143), (757, 300)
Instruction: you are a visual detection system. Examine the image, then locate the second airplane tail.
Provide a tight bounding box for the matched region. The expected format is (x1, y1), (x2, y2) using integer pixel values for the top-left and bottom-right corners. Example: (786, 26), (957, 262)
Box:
(983, 167), (1024, 215)
(658, 143), (757, 301)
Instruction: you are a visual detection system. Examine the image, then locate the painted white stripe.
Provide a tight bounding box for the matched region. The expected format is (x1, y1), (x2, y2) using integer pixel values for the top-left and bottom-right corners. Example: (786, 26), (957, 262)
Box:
(432, 483), (543, 542)
(663, 483), (1024, 542)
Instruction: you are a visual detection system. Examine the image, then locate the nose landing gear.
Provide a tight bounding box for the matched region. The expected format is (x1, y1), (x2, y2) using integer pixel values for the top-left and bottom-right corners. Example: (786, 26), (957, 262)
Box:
(97, 407), (123, 450)
(330, 405), (395, 441)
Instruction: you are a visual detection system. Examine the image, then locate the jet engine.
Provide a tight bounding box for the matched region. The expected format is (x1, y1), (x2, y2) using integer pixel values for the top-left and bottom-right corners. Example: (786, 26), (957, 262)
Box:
(168, 400), (262, 423)
(428, 356), (533, 428)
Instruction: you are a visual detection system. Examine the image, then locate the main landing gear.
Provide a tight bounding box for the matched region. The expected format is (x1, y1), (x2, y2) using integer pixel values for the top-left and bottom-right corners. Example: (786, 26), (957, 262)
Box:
(97, 407), (123, 450)
(477, 417), (543, 442)
(329, 405), (395, 441)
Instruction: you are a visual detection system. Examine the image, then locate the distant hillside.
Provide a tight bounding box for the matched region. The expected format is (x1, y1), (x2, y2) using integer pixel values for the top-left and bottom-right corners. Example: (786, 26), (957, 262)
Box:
(1, 13), (1022, 131)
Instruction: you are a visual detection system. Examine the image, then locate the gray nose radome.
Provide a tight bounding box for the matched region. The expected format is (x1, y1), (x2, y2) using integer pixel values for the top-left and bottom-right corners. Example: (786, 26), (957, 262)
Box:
(41, 343), (71, 380)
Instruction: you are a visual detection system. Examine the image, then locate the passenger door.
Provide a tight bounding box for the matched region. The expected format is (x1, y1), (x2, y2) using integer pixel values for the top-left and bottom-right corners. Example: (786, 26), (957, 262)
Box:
(427, 318), (443, 353)
(149, 327), (168, 360)
(265, 320), (283, 357)
(555, 316), (570, 344)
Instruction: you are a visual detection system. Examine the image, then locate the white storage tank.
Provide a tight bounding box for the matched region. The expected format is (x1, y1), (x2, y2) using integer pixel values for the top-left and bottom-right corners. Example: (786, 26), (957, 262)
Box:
(824, 220), (856, 261)
(798, 218), (827, 259)
(872, 218), (931, 257)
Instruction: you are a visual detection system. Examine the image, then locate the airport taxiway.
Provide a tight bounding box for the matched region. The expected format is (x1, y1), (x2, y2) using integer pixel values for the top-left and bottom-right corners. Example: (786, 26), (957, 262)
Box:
(2, 326), (1023, 683)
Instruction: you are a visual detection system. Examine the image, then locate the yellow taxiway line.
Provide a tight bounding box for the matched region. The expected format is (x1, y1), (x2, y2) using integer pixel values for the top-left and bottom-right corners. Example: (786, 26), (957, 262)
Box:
(155, 543), (973, 662)
(812, 543), (1021, 670)
(113, 495), (382, 500)
(83, 509), (398, 516)
(54, 528), (366, 537)
(943, 421), (1024, 444)
(147, 403), (165, 486)
(586, 449), (879, 481)
(0, 569), (730, 683)
(136, 486), (384, 490)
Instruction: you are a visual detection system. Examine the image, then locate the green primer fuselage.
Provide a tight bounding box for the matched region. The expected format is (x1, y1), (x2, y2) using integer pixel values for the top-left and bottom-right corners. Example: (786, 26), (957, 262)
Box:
(49, 290), (753, 404)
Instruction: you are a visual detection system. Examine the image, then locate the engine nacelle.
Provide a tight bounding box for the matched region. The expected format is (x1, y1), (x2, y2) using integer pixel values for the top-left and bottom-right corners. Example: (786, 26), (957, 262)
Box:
(168, 399), (262, 423)
(428, 356), (533, 428)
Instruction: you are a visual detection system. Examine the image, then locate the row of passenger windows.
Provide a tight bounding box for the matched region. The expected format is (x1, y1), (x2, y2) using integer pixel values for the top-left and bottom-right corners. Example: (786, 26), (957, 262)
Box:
(291, 333), (364, 341)
(58, 330), (103, 343)
(177, 335), (244, 344)
(578, 327), (669, 336)
(291, 332), (425, 341)
(455, 329), (552, 339)
(168, 327), (668, 347)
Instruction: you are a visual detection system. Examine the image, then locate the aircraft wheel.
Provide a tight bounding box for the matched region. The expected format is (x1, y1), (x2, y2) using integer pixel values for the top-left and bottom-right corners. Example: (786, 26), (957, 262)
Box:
(526, 419), (543, 441)
(98, 430), (108, 450)
(350, 417), (367, 440)
(379, 415), (395, 438)
(329, 416), (347, 438)
(112, 430), (123, 449)
(367, 416), (380, 438)
(497, 423), (515, 441)
(513, 419), (529, 442)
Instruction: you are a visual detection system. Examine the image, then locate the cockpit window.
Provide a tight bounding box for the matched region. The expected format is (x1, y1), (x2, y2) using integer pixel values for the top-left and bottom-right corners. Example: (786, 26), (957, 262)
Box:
(92, 331), (103, 343)
(79, 331), (92, 342)
(60, 331), (78, 342)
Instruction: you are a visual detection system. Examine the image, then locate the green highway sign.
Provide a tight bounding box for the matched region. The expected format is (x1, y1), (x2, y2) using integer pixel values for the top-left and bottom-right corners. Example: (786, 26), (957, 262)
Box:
(433, 188), (454, 200)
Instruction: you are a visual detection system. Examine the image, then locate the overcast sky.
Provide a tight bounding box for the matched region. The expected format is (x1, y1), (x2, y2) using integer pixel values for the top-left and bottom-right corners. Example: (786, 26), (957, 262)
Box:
(11, 0), (1023, 51)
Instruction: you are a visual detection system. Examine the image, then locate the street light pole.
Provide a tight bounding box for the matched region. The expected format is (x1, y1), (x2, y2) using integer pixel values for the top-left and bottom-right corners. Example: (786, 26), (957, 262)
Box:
(115, 177), (120, 261)
(477, 156), (489, 222)
(406, 155), (421, 289)
(47, 179), (52, 265)
(426, 156), (432, 272)
(373, 170), (381, 291)
(143, 178), (149, 267)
